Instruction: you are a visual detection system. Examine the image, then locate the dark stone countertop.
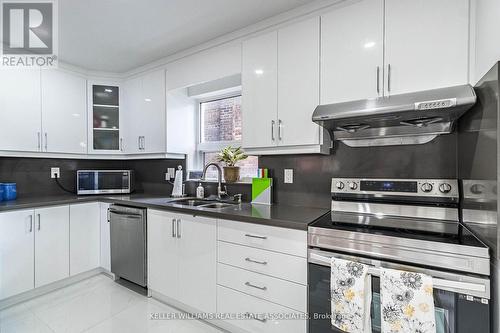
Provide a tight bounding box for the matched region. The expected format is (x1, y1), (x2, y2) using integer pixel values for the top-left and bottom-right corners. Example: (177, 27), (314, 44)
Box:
(0, 194), (330, 231)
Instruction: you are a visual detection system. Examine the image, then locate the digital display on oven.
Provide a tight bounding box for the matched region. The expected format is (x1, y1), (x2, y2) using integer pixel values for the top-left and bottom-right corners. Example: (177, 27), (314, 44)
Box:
(360, 180), (418, 192)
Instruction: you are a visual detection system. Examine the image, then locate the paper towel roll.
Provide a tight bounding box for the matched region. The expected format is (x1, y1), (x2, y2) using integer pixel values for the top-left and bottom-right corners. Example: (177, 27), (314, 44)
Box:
(172, 169), (183, 197)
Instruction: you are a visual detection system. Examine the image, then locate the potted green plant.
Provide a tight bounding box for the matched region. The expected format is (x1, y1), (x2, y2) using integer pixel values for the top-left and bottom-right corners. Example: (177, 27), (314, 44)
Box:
(216, 146), (248, 183)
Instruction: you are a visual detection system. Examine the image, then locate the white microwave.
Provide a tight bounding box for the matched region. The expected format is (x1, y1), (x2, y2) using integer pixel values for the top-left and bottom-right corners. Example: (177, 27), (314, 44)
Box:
(77, 170), (134, 195)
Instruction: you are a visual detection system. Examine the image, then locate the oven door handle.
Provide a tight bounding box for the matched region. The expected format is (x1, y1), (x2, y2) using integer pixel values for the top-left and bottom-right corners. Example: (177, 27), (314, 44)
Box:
(309, 251), (490, 299)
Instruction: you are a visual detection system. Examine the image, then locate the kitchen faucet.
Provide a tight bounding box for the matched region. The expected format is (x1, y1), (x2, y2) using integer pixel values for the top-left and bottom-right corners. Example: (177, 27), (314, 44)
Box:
(201, 163), (227, 199)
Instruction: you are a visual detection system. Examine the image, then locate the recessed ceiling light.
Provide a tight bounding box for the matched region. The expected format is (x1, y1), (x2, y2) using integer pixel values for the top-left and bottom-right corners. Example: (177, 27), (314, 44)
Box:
(104, 88), (113, 93)
(144, 98), (152, 102)
(254, 69), (264, 75)
(364, 41), (376, 48)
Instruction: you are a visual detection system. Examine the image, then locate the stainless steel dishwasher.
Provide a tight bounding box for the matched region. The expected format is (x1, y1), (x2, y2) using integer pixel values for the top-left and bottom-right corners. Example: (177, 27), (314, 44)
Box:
(109, 204), (147, 287)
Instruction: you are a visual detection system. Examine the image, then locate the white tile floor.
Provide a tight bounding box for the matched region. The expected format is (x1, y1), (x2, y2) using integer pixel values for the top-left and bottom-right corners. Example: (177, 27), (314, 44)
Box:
(0, 274), (225, 333)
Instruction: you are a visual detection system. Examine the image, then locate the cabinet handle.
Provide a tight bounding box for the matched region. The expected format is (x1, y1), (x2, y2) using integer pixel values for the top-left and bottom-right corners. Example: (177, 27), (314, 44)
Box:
(120, 138), (123, 151)
(245, 257), (268, 265)
(245, 312), (267, 323)
(376, 66), (380, 94)
(244, 233), (267, 240)
(271, 120), (275, 141)
(37, 132), (41, 151)
(245, 281), (267, 291)
(387, 64), (391, 93)
(138, 136), (141, 150)
(278, 119), (282, 141)
(29, 215), (33, 232)
(107, 208), (111, 223)
(37, 214), (41, 231)
(44, 133), (48, 151)
(176, 219), (181, 238)
(142, 136), (145, 150)
(172, 218), (176, 238)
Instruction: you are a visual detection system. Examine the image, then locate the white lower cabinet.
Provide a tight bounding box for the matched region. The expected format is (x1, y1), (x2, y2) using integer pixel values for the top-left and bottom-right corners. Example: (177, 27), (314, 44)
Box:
(0, 210), (35, 300)
(70, 203), (100, 276)
(217, 285), (307, 333)
(99, 203), (111, 271)
(0, 203), (103, 301)
(34, 205), (70, 288)
(148, 210), (216, 313)
(217, 263), (307, 312)
(216, 220), (307, 333)
(148, 210), (179, 300)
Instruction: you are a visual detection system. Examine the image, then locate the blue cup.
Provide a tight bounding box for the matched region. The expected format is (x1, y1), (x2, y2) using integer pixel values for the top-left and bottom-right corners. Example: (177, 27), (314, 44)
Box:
(2, 183), (17, 201)
(0, 184), (3, 202)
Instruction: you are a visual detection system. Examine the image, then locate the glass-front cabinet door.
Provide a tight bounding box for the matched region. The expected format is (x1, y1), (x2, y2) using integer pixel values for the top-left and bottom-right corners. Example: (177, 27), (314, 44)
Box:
(89, 83), (122, 153)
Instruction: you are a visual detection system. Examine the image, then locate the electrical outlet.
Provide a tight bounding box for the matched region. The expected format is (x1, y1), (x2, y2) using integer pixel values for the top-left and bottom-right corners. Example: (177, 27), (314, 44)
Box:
(284, 169), (293, 184)
(51, 167), (60, 179)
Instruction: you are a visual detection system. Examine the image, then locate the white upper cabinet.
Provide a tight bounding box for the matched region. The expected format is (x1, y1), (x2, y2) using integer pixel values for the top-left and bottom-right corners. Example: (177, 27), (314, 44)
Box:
(278, 17), (321, 147)
(122, 76), (143, 154)
(384, 0), (469, 95)
(123, 69), (166, 154)
(88, 81), (123, 154)
(242, 30), (278, 149)
(41, 69), (87, 154)
(0, 69), (41, 152)
(321, 0), (384, 104)
(139, 69), (166, 153)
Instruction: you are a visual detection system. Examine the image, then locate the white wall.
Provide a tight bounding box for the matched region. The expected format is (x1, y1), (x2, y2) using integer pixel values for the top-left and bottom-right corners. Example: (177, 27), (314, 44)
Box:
(472, 0), (500, 83)
(165, 43), (241, 91)
(166, 88), (198, 169)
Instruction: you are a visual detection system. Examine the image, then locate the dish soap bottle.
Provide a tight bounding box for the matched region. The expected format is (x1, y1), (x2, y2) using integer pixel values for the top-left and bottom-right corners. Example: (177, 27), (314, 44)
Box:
(196, 183), (204, 199)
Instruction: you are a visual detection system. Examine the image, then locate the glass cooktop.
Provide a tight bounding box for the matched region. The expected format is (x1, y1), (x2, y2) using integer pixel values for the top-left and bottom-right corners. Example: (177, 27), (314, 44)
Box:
(310, 211), (488, 249)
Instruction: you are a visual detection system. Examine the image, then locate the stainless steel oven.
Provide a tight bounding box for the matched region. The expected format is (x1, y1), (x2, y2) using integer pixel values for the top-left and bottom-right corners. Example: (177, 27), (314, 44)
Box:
(308, 249), (490, 333)
(308, 178), (491, 333)
(77, 170), (134, 195)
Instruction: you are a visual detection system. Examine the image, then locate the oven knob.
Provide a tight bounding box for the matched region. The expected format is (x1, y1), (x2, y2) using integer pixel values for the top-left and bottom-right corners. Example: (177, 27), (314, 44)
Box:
(335, 181), (345, 190)
(439, 183), (452, 193)
(421, 183), (433, 193)
(349, 182), (358, 190)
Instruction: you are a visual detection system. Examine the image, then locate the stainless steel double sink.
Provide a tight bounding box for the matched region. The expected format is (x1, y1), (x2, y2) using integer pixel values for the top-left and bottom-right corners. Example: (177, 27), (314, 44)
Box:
(166, 198), (238, 210)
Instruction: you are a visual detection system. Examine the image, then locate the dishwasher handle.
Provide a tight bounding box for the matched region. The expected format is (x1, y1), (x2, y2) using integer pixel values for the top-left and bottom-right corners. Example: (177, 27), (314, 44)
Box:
(109, 210), (143, 219)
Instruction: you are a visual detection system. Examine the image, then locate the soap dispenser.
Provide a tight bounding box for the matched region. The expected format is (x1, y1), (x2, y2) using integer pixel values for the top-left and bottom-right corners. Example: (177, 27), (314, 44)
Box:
(196, 183), (204, 199)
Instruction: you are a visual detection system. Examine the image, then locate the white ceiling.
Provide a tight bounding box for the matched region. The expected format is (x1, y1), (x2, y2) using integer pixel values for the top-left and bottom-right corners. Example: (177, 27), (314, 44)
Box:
(59, 0), (316, 73)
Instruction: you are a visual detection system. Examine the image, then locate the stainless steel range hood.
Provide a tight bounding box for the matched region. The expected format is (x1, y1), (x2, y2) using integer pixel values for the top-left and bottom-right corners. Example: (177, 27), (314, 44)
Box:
(312, 84), (476, 147)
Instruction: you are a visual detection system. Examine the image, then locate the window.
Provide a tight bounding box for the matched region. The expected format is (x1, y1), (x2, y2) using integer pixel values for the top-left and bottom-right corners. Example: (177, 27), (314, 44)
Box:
(198, 95), (258, 181)
(203, 152), (259, 180)
(200, 95), (242, 143)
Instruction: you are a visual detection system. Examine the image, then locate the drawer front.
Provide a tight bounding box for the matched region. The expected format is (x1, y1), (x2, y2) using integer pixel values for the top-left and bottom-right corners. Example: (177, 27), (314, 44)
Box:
(217, 285), (307, 333)
(218, 241), (307, 284)
(217, 219), (307, 257)
(217, 263), (307, 312)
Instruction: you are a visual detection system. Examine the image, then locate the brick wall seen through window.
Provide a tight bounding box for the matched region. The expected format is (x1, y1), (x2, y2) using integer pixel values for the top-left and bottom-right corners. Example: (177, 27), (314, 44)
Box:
(200, 95), (258, 180)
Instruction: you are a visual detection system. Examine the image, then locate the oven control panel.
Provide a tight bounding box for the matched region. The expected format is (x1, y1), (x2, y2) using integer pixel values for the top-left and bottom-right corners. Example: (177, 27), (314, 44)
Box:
(331, 178), (459, 198)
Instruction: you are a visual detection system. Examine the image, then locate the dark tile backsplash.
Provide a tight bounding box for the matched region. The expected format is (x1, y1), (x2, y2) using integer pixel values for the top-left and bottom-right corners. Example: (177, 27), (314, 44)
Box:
(0, 133), (456, 207)
(0, 157), (185, 198)
(259, 134), (457, 209)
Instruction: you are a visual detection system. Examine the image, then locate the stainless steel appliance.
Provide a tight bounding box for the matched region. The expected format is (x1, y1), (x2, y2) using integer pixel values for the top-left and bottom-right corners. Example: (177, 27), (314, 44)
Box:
(312, 84), (476, 147)
(77, 170), (134, 195)
(308, 178), (490, 333)
(109, 205), (147, 287)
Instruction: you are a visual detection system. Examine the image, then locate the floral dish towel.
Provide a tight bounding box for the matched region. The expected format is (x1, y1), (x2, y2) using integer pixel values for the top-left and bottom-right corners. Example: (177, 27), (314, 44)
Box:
(380, 268), (436, 333)
(331, 257), (372, 333)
